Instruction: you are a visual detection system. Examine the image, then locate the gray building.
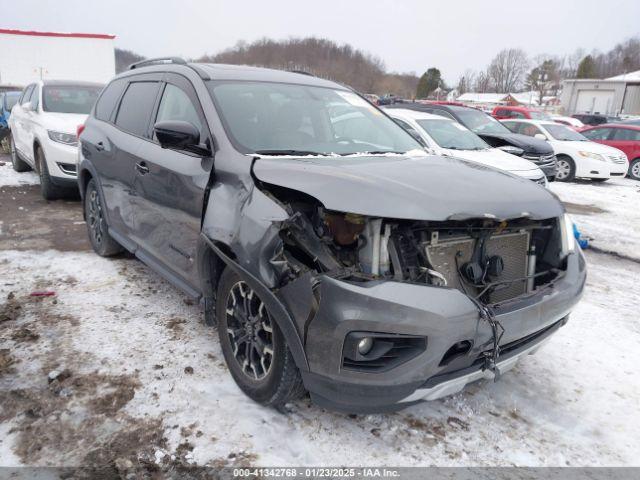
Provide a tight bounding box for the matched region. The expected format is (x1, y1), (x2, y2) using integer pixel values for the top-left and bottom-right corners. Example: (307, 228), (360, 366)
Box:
(561, 70), (640, 116)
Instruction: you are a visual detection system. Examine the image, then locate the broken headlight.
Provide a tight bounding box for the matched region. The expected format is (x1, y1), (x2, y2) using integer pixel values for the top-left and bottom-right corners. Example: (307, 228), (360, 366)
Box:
(560, 213), (575, 256)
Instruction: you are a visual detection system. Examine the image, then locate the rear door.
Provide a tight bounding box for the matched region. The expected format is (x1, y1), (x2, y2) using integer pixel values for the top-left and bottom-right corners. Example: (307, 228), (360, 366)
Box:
(608, 128), (640, 160)
(131, 73), (213, 291)
(12, 84), (34, 155)
(99, 75), (162, 242)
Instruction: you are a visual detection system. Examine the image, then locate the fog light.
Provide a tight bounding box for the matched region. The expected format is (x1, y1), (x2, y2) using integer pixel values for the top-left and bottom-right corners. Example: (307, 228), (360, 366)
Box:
(357, 337), (374, 355)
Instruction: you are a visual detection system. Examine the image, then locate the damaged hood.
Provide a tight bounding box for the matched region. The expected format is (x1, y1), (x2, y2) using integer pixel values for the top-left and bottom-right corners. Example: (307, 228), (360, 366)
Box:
(252, 154), (564, 221)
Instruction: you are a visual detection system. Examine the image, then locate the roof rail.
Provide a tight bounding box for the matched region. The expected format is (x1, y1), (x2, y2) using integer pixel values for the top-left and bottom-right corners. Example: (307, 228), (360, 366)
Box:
(129, 57), (187, 70)
(289, 69), (315, 77)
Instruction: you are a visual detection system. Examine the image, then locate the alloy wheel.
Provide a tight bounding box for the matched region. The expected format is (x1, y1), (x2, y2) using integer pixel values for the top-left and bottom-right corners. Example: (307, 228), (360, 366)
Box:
(631, 161), (640, 180)
(556, 159), (571, 180)
(87, 189), (104, 246)
(225, 281), (274, 380)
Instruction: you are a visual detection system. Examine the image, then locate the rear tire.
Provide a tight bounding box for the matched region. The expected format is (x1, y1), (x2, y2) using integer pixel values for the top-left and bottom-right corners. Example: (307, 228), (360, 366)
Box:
(555, 155), (576, 182)
(629, 158), (640, 181)
(10, 133), (31, 172)
(216, 267), (306, 407)
(84, 178), (123, 257)
(36, 146), (68, 200)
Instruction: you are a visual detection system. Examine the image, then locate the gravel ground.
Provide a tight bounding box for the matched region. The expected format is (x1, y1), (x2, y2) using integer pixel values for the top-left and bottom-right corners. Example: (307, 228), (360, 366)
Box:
(1, 155), (639, 473)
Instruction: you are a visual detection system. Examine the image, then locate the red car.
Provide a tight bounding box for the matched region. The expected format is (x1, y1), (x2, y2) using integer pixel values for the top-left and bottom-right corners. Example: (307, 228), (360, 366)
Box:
(580, 124), (640, 180)
(492, 106), (551, 120)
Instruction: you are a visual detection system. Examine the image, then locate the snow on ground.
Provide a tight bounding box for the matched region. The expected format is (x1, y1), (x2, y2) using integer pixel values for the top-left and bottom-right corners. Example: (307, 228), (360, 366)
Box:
(550, 178), (640, 261)
(0, 160), (39, 188)
(1, 247), (639, 468)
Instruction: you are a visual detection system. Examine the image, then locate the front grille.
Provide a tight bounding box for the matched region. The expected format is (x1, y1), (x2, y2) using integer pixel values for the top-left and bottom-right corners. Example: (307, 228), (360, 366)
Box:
(606, 154), (627, 164)
(523, 153), (556, 167)
(425, 231), (530, 303)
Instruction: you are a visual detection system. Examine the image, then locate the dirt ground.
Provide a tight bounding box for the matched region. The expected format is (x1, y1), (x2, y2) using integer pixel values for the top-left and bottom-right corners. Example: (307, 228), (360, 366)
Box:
(1, 153), (640, 474)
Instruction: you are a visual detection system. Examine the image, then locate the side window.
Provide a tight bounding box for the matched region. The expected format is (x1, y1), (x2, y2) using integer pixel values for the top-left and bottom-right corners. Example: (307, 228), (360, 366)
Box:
(501, 121), (519, 133)
(155, 83), (202, 132)
(582, 128), (612, 141)
(512, 111), (526, 119)
(432, 109), (457, 121)
(520, 124), (542, 137)
(115, 81), (160, 137)
(30, 86), (40, 110)
(612, 128), (640, 141)
(95, 79), (126, 122)
(496, 109), (508, 117)
(20, 85), (34, 105)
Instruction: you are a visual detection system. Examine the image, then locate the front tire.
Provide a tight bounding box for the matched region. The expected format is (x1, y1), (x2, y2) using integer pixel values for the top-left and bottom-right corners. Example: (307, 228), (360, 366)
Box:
(216, 268), (305, 407)
(36, 146), (68, 200)
(629, 158), (640, 181)
(556, 155), (576, 182)
(84, 178), (123, 256)
(10, 133), (31, 172)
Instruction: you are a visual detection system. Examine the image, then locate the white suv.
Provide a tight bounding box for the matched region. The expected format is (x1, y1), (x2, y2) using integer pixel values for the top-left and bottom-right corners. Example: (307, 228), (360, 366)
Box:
(9, 80), (103, 199)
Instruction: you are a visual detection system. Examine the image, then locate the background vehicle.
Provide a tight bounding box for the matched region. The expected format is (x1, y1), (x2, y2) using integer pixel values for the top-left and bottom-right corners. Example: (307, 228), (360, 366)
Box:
(572, 113), (621, 126)
(0, 90), (20, 141)
(552, 115), (584, 129)
(8, 80), (103, 199)
(620, 118), (640, 126)
(386, 103), (558, 180)
(492, 106), (550, 120)
(580, 124), (640, 180)
(502, 119), (628, 182)
(78, 60), (585, 413)
(386, 108), (547, 186)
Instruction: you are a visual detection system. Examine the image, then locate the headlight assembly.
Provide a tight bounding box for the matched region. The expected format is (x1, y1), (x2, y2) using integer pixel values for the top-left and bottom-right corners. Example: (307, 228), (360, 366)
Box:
(578, 151), (605, 162)
(48, 130), (78, 146)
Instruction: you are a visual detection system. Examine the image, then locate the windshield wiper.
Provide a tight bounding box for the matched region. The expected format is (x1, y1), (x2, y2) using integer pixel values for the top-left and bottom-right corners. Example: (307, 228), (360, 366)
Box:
(359, 150), (405, 155)
(254, 149), (323, 156)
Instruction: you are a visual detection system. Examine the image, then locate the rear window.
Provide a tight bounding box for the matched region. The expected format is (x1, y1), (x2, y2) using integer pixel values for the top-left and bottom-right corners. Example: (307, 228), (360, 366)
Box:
(95, 79), (126, 122)
(115, 82), (159, 137)
(43, 85), (102, 114)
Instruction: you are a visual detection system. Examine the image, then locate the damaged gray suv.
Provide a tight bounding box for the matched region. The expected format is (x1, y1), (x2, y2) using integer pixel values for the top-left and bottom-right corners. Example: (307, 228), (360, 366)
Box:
(78, 58), (586, 413)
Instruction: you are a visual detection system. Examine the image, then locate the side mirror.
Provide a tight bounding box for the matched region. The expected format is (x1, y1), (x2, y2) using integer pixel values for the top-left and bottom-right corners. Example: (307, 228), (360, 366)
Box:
(534, 133), (547, 141)
(154, 120), (202, 152)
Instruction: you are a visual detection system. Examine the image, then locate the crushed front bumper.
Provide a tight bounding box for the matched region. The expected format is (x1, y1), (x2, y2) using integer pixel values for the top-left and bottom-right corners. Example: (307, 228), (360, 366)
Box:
(294, 248), (586, 413)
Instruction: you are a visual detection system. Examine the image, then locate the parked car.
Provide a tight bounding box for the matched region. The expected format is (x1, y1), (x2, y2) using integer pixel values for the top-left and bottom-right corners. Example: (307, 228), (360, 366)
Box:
(386, 103), (558, 180)
(620, 118), (640, 126)
(78, 59), (585, 413)
(571, 113), (620, 126)
(492, 106), (551, 120)
(385, 108), (548, 186)
(501, 119), (628, 182)
(9, 80), (103, 199)
(552, 115), (584, 129)
(0, 90), (21, 141)
(579, 124), (640, 180)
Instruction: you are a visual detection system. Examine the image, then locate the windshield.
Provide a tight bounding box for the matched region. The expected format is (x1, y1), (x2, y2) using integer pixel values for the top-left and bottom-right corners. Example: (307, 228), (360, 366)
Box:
(529, 111), (551, 120)
(416, 119), (489, 150)
(42, 85), (102, 114)
(455, 108), (512, 135)
(207, 81), (421, 156)
(4, 92), (20, 111)
(544, 123), (588, 141)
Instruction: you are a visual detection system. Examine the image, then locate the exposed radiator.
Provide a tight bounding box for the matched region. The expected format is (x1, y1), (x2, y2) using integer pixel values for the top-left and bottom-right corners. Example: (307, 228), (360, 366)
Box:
(425, 231), (530, 303)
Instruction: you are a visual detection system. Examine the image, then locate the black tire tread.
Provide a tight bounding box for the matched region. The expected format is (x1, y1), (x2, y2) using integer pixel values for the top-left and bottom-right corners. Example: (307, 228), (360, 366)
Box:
(37, 146), (69, 200)
(10, 134), (31, 172)
(85, 178), (123, 257)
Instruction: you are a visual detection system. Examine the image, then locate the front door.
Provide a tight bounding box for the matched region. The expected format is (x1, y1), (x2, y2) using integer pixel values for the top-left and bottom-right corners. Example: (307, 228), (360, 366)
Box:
(132, 74), (213, 289)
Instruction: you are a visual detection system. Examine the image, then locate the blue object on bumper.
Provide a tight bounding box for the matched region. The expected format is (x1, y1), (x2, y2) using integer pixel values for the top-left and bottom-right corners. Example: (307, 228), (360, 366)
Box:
(573, 223), (589, 249)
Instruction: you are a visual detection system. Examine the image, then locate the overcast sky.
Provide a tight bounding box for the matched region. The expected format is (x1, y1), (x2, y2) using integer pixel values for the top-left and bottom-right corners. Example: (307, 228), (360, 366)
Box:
(3, 0), (639, 83)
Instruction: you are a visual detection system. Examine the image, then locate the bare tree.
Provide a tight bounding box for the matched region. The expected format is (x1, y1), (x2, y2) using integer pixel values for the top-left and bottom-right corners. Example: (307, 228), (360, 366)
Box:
(474, 70), (492, 93)
(487, 48), (529, 92)
(456, 69), (476, 95)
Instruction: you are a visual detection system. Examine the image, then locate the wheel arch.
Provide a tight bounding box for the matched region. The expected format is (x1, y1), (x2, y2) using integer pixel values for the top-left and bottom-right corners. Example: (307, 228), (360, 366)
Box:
(199, 234), (310, 373)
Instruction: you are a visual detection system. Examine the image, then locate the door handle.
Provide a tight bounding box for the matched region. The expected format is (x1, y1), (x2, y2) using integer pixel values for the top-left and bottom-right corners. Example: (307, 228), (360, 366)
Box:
(95, 141), (104, 151)
(135, 162), (149, 175)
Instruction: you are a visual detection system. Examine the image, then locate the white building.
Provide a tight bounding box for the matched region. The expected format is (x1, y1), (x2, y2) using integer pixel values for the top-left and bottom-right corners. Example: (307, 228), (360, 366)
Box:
(0, 28), (116, 87)
(561, 70), (640, 116)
